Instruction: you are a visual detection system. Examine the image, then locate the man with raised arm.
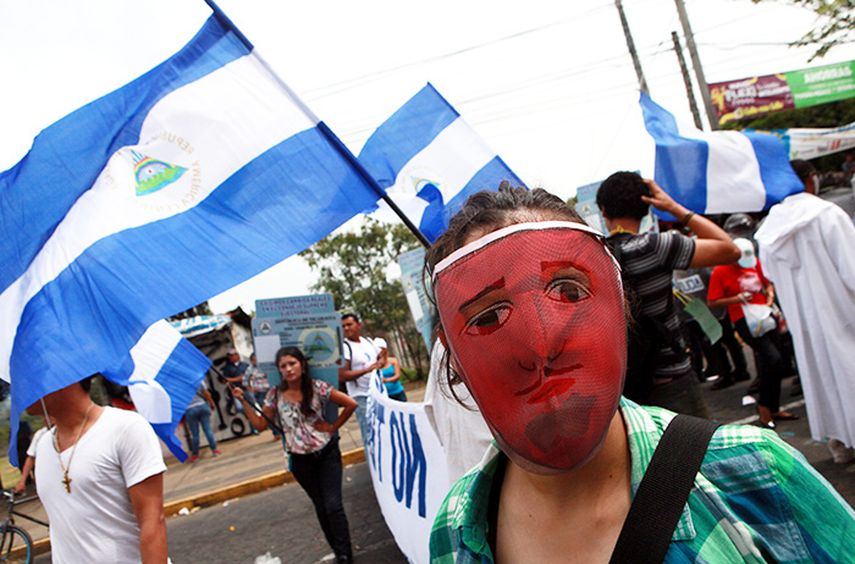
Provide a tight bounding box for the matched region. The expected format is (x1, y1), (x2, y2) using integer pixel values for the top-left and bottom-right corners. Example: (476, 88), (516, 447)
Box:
(597, 172), (740, 416)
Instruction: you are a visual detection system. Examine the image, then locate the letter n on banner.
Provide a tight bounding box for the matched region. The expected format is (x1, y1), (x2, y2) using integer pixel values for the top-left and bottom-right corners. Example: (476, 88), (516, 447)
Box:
(366, 388), (450, 564)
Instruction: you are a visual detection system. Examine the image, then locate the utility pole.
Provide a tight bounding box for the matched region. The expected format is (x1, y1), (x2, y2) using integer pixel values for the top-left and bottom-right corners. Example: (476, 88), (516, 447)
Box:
(671, 31), (703, 130)
(615, 0), (649, 94)
(674, 0), (719, 129)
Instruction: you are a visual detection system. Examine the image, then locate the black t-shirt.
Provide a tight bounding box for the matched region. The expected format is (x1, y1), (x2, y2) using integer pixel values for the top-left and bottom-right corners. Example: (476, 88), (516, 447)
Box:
(611, 231), (696, 380)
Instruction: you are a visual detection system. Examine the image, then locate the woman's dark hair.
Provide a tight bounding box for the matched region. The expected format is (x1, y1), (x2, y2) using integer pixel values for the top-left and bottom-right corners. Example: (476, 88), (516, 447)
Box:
(595, 171), (651, 220)
(424, 185), (587, 403)
(275, 346), (314, 416)
(341, 313), (360, 324)
(425, 186), (584, 277)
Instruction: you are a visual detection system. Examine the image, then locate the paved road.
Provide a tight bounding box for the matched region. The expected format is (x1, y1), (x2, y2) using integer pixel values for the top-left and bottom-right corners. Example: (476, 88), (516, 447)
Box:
(34, 462), (403, 564)
(33, 372), (854, 563)
(165, 461), (404, 564)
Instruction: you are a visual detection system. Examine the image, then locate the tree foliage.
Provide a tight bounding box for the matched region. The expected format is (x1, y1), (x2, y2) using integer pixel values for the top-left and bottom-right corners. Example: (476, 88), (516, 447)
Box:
(752, 0), (854, 61)
(300, 219), (429, 378)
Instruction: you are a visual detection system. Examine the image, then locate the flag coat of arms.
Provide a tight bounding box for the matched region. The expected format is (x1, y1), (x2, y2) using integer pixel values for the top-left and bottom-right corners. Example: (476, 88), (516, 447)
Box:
(358, 83), (524, 242)
(0, 15), (380, 462)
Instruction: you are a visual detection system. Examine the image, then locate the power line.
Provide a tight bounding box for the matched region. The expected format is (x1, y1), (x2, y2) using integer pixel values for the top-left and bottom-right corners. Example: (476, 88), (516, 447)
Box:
(302, 1), (626, 101)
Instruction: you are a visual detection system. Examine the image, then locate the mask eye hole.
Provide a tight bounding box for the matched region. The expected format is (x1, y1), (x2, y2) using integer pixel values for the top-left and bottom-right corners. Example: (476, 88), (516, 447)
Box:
(546, 279), (591, 303)
(464, 303), (512, 336)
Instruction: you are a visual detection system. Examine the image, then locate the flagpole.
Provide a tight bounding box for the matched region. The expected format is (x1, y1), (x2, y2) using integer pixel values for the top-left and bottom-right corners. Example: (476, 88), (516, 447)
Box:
(316, 123), (432, 248)
(203, 0), (254, 50)
(202, 0), (431, 248)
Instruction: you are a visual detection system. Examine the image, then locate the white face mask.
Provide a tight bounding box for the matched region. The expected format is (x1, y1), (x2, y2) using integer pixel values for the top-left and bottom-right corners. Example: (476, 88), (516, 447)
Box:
(734, 238), (757, 269)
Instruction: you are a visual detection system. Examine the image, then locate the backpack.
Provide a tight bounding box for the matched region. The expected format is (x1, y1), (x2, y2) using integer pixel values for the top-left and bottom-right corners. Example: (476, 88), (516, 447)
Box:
(606, 233), (686, 403)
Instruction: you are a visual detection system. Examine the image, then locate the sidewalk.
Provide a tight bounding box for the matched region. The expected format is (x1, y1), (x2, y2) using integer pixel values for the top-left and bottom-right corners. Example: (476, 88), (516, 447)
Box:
(13, 383), (428, 551)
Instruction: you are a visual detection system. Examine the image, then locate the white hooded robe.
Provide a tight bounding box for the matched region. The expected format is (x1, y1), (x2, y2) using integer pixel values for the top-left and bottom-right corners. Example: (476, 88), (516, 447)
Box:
(755, 192), (855, 447)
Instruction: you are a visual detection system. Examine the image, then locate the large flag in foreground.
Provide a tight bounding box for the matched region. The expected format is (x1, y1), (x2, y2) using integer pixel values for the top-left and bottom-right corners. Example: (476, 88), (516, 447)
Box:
(0, 15), (380, 462)
(640, 93), (802, 214)
(358, 83), (524, 242)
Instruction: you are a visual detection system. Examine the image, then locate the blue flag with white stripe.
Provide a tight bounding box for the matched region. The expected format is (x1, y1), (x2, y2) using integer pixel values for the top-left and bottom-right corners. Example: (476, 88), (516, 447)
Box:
(358, 83), (525, 242)
(0, 16), (380, 463)
(102, 321), (211, 462)
(640, 92), (802, 214)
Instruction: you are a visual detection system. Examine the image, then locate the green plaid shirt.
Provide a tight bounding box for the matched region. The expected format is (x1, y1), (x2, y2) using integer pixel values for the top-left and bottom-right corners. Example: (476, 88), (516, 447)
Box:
(430, 398), (855, 563)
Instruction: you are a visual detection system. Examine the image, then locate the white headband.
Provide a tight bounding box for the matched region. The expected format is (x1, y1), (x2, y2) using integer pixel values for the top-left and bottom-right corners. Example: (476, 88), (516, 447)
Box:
(433, 220), (621, 278)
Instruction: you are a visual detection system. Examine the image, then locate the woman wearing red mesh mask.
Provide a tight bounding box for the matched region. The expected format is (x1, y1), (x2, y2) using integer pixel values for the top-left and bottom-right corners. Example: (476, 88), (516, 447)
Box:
(427, 187), (854, 563)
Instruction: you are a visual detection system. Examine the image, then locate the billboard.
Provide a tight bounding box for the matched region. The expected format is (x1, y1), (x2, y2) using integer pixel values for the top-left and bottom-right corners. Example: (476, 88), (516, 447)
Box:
(709, 60), (855, 124)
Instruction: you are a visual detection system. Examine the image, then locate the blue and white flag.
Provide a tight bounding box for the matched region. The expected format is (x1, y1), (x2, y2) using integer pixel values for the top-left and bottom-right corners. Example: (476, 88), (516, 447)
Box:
(0, 16), (380, 462)
(358, 83), (524, 242)
(104, 321), (211, 461)
(640, 93), (802, 214)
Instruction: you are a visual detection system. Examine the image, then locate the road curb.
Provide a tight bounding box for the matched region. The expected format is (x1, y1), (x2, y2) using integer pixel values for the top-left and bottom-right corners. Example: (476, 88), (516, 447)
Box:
(17, 447), (366, 558)
(164, 447), (366, 517)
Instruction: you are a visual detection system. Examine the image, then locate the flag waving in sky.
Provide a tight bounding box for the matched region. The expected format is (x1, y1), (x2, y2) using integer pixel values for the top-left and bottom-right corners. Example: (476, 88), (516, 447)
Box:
(358, 83), (525, 242)
(640, 92), (803, 214)
(0, 14), (381, 462)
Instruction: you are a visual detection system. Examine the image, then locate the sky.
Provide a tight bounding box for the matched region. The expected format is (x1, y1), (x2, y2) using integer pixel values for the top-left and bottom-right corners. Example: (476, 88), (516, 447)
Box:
(2, 0), (853, 313)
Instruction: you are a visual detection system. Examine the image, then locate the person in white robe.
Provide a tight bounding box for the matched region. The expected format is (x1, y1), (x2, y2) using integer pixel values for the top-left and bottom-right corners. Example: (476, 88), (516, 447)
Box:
(755, 159), (855, 463)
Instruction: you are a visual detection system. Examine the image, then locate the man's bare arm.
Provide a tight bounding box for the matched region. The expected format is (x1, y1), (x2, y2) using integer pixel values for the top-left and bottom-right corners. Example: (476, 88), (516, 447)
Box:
(641, 178), (740, 267)
(128, 472), (168, 564)
(338, 358), (381, 383)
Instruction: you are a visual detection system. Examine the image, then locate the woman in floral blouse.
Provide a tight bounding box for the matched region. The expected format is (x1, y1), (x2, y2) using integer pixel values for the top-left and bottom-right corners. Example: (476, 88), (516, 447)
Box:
(235, 346), (357, 563)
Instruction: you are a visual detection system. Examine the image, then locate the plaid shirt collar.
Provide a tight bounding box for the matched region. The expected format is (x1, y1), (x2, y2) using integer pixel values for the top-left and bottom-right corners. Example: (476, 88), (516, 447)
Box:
(448, 398), (697, 554)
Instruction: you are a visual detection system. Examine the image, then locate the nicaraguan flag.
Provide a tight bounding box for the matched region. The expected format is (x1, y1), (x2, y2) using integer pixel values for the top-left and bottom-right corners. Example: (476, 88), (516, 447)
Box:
(0, 15), (380, 463)
(358, 83), (525, 242)
(102, 321), (211, 461)
(640, 93), (802, 214)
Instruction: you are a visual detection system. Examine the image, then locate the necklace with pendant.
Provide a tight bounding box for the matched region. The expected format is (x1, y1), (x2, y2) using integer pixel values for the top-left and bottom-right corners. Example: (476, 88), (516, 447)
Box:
(52, 402), (95, 494)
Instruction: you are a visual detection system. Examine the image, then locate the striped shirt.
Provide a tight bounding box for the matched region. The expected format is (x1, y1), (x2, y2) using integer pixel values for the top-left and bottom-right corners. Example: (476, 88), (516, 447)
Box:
(612, 231), (695, 379)
(430, 398), (855, 563)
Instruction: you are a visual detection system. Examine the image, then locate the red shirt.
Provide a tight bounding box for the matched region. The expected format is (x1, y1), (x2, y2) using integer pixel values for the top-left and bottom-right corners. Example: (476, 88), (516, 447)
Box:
(708, 261), (769, 323)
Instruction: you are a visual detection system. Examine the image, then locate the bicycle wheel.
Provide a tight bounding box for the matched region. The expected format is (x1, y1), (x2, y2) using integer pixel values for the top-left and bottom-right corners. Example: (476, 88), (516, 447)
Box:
(0, 525), (32, 564)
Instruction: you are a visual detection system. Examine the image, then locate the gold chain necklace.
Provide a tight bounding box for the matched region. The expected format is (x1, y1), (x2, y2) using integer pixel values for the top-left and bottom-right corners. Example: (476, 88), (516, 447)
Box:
(52, 403), (96, 494)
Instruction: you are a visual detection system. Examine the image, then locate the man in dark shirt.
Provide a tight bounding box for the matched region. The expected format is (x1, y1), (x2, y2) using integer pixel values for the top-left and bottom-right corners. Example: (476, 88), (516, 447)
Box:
(596, 172), (740, 416)
(222, 348), (248, 387)
(221, 348), (257, 433)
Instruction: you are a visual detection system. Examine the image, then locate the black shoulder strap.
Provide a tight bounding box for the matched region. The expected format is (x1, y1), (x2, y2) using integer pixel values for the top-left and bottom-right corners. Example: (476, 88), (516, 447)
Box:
(609, 415), (720, 564)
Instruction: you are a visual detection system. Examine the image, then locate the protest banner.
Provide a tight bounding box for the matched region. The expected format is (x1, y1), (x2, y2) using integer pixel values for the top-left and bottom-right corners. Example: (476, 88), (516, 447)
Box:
(747, 121), (855, 161)
(365, 387), (450, 564)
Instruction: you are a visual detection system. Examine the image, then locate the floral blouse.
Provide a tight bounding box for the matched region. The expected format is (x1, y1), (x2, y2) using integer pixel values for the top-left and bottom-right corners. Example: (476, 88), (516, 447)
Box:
(264, 379), (333, 454)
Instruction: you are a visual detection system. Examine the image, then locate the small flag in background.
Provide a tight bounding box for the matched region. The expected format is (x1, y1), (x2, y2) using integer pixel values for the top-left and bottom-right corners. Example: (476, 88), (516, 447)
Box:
(102, 321), (210, 461)
(358, 83), (525, 242)
(0, 15), (380, 463)
(640, 92), (802, 214)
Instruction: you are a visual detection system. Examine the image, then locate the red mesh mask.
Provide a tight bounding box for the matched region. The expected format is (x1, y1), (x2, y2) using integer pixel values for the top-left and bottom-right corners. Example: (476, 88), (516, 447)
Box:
(434, 221), (626, 474)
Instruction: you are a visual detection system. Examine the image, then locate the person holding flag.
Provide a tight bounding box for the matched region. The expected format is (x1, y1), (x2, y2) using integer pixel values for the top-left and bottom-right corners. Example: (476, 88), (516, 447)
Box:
(235, 347), (357, 564)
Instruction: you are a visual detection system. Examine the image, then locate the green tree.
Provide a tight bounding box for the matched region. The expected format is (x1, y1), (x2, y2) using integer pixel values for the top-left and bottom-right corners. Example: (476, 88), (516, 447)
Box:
(300, 219), (429, 379)
(751, 0), (854, 61)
